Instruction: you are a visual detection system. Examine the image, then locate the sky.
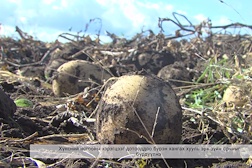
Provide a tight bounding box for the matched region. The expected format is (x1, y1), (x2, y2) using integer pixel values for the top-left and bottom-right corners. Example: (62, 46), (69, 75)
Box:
(0, 0), (251, 43)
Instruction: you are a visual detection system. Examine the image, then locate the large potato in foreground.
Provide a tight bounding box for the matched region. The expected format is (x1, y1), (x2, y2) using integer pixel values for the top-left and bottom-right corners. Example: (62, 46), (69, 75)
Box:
(52, 60), (111, 96)
(96, 73), (182, 144)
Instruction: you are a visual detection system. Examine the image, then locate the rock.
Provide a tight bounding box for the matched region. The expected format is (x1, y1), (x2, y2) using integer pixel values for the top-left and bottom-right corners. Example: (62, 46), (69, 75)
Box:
(96, 73), (182, 144)
(52, 60), (112, 96)
(0, 88), (16, 119)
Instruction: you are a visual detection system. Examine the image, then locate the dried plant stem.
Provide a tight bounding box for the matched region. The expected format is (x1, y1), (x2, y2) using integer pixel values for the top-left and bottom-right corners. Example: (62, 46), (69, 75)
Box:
(152, 107), (160, 137)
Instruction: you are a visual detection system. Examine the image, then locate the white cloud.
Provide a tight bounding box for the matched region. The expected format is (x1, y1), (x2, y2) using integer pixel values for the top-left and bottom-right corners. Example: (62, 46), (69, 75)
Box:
(42, 0), (55, 5)
(7, 0), (21, 4)
(35, 30), (63, 42)
(1, 0), (178, 41)
(95, 0), (175, 35)
(176, 10), (187, 15)
(52, 5), (60, 10)
(216, 16), (231, 25)
(60, 0), (68, 8)
(137, 2), (159, 10)
(19, 16), (27, 24)
(120, 1), (145, 29)
(48, 0), (68, 11)
(194, 14), (208, 22)
(96, 0), (116, 6)
(0, 24), (16, 38)
(165, 5), (173, 11)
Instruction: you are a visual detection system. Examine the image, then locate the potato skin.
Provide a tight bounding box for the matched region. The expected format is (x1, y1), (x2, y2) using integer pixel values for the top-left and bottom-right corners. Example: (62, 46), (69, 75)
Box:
(96, 73), (182, 144)
(222, 85), (246, 106)
(52, 60), (111, 96)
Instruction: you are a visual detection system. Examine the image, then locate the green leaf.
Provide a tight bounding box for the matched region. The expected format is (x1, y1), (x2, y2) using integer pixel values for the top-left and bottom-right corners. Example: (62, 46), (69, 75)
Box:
(14, 98), (33, 107)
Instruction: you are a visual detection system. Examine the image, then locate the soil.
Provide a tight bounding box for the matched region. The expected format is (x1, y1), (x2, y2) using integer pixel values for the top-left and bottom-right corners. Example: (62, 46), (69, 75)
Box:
(0, 27), (251, 168)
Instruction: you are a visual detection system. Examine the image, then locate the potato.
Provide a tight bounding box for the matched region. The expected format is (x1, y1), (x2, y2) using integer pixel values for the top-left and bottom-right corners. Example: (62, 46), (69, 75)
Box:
(222, 85), (247, 107)
(0, 88), (16, 119)
(96, 73), (182, 144)
(52, 60), (112, 96)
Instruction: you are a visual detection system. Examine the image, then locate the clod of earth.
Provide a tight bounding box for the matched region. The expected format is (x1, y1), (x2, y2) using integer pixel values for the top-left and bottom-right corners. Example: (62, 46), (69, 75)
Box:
(19, 66), (45, 80)
(0, 88), (16, 119)
(52, 60), (112, 96)
(96, 73), (182, 144)
(44, 58), (67, 79)
(157, 62), (192, 87)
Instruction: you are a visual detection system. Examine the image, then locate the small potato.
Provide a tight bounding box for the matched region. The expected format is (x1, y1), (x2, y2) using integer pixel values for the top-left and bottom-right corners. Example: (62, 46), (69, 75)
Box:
(222, 85), (247, 107)
(52, 60), (112, 96)
(96, 73), (182, 144)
